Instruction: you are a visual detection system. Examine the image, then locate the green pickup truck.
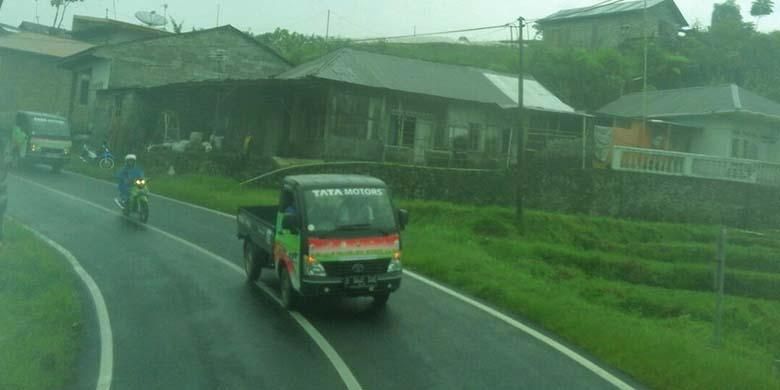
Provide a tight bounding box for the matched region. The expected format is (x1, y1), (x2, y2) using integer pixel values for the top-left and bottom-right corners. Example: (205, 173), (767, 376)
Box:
(237, 174), (409, 309)
(0, 111), (73, 172)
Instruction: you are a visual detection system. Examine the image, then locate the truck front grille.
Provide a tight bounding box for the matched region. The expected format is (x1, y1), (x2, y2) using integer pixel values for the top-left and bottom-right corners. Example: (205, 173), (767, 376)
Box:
(322, 259), (391, 277)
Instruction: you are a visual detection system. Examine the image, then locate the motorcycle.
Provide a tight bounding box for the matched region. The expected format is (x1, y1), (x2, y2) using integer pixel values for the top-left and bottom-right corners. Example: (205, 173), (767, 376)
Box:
(120, 177), (150, 223)
(80, 143), (115, 169)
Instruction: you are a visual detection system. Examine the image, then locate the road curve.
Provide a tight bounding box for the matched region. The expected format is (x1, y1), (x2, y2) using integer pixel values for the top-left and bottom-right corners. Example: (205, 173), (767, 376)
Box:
(9, 167), (640, 390)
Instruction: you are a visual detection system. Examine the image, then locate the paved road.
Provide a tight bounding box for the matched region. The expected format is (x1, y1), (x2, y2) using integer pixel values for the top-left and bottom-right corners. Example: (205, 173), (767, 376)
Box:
(8, 167), (636, 390)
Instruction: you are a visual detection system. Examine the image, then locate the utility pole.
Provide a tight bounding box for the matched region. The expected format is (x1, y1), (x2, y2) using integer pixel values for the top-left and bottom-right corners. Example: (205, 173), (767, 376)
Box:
(113, 0), (117, 19)
(642, 0), (649, 132)
(216, 4), (221, 27)
(325, 10), (331, 40)
(713, 226), (727, 347)
(515, 17), (526, 224)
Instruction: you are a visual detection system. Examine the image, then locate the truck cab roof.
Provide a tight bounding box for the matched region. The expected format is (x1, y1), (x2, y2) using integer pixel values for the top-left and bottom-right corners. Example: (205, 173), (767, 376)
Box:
(284, 174), (387, 191)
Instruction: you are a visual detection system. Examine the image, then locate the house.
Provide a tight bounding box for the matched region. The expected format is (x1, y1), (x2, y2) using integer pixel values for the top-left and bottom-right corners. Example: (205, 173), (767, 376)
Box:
(0, 23), (21, 35)
(536, 0), (688, 49)
(277, 48), (583, 168)
(59, 25), (291, 147)
(597, 84), (780, 186)
(18, 21), (70, 36)
(70, 15), (170, 45)
(0, 32), (93, 117)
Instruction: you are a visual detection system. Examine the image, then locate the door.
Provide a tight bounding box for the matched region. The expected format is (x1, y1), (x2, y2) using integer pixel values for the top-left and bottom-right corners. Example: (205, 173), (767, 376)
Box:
(274, 189), (302, 290)
(414, 119), (433, 164)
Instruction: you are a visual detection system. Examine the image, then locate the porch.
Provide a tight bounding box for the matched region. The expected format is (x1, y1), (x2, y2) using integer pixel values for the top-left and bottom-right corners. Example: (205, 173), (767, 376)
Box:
(612, 146), (780, 187)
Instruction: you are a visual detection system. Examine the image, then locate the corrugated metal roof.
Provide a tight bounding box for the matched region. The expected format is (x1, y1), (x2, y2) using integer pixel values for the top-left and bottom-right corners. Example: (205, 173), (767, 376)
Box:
(0, 32), (93, 58)
(539, 0), (669, 23)
(598, 84), (780, 120)
(277, 48), (576, 114)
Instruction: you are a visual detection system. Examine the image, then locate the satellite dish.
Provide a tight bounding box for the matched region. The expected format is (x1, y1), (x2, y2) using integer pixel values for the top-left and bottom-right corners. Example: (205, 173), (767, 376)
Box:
(135, 11), (167, 27)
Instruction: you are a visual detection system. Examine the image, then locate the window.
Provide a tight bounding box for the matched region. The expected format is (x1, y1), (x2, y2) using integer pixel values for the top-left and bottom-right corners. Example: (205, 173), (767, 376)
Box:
(79, 78), (90, 105)
(389, 114), (416, 147)
(451, 126), (469, 151)
(433, 124), (449, 149)
(468, 123), (481, 151)
(732, 138), (759, 160)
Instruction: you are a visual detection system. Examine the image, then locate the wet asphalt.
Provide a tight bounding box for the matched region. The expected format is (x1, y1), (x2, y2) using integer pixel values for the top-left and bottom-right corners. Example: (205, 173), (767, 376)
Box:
(8, 167), (634, 390)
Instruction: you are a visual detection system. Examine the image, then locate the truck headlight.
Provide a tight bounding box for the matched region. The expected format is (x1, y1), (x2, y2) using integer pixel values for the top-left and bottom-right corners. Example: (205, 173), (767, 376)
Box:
(30, 144), (38, 152)
(387, 251), (403, 273)
(63, 147), (71, 155)
(305, 255), (327, 277)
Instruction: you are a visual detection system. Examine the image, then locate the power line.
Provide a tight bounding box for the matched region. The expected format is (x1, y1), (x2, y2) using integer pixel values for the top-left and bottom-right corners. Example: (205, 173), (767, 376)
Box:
(352, 22), (514, 42)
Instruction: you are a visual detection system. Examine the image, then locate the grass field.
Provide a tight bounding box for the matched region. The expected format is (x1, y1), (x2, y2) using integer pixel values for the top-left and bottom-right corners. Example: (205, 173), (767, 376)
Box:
(0, 221), (83, 390)
(66, 162), (780, 389)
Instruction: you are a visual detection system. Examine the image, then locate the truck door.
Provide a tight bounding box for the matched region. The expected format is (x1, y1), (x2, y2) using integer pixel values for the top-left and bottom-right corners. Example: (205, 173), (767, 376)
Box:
(275, 189), (302, 291)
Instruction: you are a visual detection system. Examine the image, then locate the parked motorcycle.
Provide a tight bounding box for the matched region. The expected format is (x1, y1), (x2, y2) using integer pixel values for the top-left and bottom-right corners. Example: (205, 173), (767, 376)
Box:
(121, 177), (150, 223)
(80, 143), (115, 169)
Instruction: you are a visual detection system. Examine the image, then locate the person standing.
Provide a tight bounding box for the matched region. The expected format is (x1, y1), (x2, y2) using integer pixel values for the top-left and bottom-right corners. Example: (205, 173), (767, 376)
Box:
(11, 123), (27, 166)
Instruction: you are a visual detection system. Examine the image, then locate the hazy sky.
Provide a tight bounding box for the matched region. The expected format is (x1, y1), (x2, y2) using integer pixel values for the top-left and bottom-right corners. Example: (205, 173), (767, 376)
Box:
(1, 1), (779, 40)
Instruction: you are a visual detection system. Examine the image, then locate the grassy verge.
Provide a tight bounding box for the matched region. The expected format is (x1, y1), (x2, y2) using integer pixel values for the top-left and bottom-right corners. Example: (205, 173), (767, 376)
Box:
(67, 161), (780, 389)
(0, 221), (83, 390)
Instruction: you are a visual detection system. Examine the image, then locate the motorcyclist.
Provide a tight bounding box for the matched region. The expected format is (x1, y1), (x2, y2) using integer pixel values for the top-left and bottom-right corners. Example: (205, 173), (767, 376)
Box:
(115, 154), (144, 208)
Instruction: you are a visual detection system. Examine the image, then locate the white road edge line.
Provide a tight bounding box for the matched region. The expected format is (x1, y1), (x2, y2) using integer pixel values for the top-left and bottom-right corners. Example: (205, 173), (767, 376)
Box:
(63, 170), (634, 389)
(19, 223), (114, 390)
(403, 270), (635, 390)
(13, 175), (362, 390)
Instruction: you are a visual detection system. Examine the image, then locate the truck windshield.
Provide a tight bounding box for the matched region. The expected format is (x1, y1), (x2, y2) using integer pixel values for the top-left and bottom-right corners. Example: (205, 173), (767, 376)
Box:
(30, 117), (70, 138)
(303, 187), (396, 234)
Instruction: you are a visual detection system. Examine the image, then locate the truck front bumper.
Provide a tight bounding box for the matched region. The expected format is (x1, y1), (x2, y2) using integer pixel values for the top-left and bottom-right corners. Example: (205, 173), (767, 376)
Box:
(301, 273), (402, 297)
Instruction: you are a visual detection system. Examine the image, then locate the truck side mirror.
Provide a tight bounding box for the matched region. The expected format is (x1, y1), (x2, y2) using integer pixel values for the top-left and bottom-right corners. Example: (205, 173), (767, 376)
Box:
(282, 213), (300, 233)
(398, 209), (409, 230)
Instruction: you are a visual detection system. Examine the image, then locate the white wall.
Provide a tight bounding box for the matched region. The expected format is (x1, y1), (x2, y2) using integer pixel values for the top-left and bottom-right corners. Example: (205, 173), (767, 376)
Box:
(672, 115), (780, 162)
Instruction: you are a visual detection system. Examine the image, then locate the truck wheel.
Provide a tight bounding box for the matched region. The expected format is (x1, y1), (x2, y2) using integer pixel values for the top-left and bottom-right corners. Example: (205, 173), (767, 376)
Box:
(280, 269), (298, 310)
(243, 241), (261, 283)
(372, 292), (390, 307)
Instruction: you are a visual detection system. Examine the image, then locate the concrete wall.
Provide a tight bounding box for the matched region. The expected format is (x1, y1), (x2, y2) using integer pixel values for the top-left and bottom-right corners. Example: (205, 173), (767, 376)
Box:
(102, 28), (290, 89)
(0, 50), (72, 116)
(672, 114), (780, 162)
(527, 164), (780, 228)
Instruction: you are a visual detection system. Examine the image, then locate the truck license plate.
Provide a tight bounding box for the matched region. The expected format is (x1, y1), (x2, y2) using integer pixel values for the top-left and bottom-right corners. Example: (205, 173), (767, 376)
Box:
(345, 275), (377, 289)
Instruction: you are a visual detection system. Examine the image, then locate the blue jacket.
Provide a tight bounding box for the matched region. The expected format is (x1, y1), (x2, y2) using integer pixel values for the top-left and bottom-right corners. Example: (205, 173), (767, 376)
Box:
(116, 165), (144, 193)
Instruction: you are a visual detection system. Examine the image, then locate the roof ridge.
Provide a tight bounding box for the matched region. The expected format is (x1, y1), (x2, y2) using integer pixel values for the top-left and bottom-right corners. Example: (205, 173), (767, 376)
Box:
(335, 47), (529, 79)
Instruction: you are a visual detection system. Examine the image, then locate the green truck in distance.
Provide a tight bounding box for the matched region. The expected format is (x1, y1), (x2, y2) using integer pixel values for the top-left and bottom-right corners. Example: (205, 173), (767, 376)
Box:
(0, 111), (73, 172)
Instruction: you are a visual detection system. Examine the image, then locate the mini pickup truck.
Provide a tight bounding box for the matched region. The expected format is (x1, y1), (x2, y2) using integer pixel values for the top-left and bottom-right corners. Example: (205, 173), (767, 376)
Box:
(237, 174), (409, 308)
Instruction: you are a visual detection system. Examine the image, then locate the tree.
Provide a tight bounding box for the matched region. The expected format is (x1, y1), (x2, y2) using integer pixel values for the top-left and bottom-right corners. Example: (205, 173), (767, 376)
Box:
(712, 0), (745, 31)
(51, 0), (84, 29)
(751, 0), (775, 27)
(170, 17), (184, 34)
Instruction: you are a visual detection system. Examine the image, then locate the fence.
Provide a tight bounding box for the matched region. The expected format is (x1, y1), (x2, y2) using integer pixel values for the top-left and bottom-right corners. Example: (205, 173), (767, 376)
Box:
(612, 146), (780, 187)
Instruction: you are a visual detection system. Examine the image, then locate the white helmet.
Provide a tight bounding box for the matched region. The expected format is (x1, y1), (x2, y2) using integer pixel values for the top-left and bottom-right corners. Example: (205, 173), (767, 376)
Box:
(125, 154), (137, 161)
